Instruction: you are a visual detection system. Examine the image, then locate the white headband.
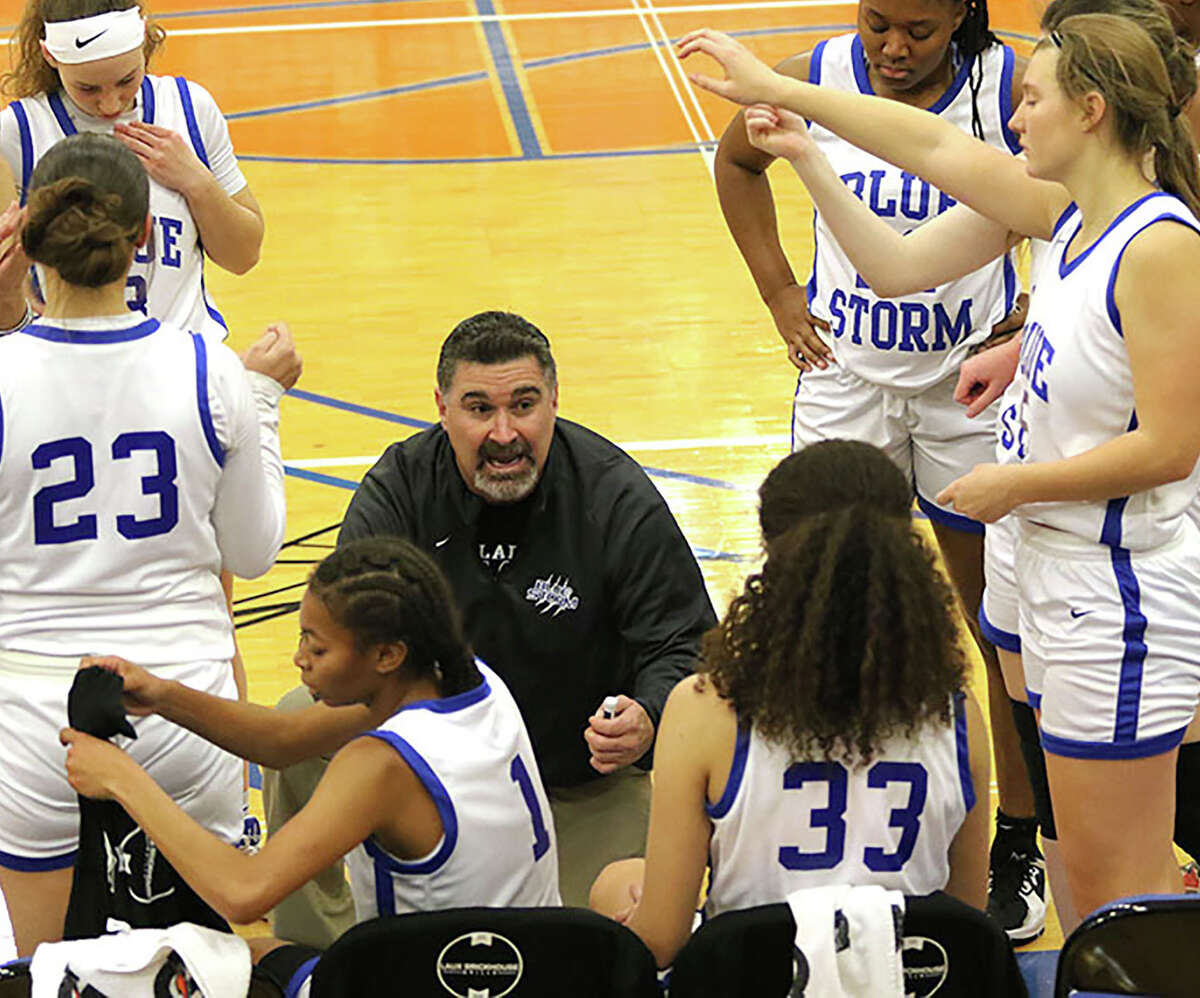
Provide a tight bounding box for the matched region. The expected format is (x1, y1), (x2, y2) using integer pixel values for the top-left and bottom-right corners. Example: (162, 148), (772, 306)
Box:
(43, 8), (146, 65)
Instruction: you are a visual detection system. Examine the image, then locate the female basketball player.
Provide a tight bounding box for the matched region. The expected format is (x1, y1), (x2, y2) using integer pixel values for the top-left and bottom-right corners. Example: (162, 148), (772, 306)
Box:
(591, 442), (989, 968)
(0, 0), (263, 340)
(713, 0), (1039, 937)
(678, 9), (1200, 918)
(59, 538), (561, 931)
(0, 133), (295, 955)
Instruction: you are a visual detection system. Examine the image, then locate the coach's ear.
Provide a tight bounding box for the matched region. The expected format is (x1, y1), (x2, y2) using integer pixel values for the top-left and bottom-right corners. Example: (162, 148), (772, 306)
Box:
(136, 212), (152, 247)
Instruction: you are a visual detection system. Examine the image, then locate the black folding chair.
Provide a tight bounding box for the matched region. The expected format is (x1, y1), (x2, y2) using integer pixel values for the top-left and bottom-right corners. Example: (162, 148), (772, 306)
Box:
(1054, 893), (1200, 998)
(309, 907), (659, 997)
(668, 891), (1026, 998)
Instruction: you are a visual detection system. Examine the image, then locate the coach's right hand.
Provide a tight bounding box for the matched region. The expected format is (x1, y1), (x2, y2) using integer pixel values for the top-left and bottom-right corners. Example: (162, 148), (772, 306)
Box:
(242, 322), (303, 390)
(79, 655), (164, 718)
(764, 283), (832, 372)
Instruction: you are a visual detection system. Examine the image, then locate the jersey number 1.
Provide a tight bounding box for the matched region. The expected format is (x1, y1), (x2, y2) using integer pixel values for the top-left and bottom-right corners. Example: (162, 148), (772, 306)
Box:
(510, 754), (551, 861)
(32, 433), (179, 545)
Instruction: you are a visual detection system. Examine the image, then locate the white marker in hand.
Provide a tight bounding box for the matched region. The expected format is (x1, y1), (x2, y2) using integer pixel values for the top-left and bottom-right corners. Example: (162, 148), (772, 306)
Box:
(601, 695), (620, 720)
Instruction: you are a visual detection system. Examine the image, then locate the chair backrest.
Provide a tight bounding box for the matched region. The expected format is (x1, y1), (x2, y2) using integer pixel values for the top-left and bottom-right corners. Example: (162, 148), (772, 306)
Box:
(1054, 893), (1200, 998)
(668, 892), (1026, 998)
(309, 907), (659, 998)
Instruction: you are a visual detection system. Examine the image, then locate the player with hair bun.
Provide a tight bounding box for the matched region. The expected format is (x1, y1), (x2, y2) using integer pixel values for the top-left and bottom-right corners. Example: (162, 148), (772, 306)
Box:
(0, 132), (296, 955)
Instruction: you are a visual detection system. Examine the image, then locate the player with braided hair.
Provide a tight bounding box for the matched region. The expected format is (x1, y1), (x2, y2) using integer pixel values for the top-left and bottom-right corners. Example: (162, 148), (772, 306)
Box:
(58, 537), (561, 934)
(712, 0), (1040, 940)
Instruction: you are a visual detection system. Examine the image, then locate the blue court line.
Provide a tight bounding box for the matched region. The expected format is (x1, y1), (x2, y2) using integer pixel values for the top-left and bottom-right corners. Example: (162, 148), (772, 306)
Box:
(240, 145), (697, 165)
(285, 465), (362, 490)
(474, 0), (543, 158)
(226, 72), (488, 121)
(158, 0), (429, 18)
(286, 387), (432, 428)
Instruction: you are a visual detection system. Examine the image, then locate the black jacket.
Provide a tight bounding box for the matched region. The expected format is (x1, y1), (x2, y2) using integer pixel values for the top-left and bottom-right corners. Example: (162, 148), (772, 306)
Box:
(339, 418), (717, 787)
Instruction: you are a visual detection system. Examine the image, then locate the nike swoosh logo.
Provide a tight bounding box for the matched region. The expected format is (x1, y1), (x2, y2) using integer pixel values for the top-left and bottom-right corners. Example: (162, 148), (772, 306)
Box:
(1070, 609), (1093, 618)
(434, 536), (451, 548)
(75, 29), (108, 47)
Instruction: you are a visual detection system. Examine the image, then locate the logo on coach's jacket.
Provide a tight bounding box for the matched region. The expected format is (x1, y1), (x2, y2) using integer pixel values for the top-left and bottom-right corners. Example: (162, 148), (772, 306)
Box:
(525, 575), (580, 616)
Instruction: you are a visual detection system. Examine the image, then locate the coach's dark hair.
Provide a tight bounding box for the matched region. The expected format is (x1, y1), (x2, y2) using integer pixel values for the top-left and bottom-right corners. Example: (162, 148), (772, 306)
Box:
(309, 538), (481, 696)
(759, 440), (911, 543)
(3, 0), (166, 98)
(702, 508), (967, 765)
(436, 311), (557, 393)
(22, 133), (148, 287)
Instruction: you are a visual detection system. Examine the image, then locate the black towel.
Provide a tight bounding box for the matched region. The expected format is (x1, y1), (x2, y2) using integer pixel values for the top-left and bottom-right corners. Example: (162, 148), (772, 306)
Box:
(63, 666), (231, 939)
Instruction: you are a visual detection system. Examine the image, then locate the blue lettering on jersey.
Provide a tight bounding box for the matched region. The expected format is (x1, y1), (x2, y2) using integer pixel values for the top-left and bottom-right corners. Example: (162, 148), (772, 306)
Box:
(868, 170), (896, 217)
(827, 292), (974, 353)
(1018, 320), (1055, 402)
(899, 172), (930, 221)
(839, 169), (957, 223)
(124, 214), (187, 312)
(30, 432), (179, 545)
(999, 402), (1028, 459)
(160, 217), (183, 268)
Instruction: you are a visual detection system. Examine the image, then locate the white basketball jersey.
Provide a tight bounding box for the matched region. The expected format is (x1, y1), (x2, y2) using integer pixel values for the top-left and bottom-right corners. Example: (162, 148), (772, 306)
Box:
(0, 76), (248, 343)
(0, 316), (244, 663)
(807, 35), (1020, 391)
(1015, 194), (1200, 550)
(346, 662), (561, 919)
(704, 695), (974, 919)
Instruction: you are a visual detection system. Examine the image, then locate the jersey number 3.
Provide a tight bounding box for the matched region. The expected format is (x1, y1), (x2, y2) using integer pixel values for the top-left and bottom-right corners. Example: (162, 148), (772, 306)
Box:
(32, 433), (179, 545)
(778, 760), (928, 873)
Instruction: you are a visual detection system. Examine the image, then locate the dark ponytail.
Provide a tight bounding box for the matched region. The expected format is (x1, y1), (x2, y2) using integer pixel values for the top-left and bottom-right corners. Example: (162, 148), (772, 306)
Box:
(309, 538), (481, 696)
(21, 133), (147, 287)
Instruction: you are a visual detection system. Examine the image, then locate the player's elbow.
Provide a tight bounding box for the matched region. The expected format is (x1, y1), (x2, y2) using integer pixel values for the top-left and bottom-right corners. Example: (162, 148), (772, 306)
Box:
(215, 878), (274, 925)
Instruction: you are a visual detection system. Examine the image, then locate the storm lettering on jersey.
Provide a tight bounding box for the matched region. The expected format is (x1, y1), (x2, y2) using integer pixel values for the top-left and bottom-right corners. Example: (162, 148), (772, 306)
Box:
(827, 290), (973, 352)
(1018, 320), (1055, 402)
(826, 169), (970, 351)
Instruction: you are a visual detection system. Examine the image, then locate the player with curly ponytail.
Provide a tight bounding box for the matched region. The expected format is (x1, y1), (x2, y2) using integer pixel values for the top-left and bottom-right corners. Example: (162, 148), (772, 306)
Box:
(60, 537), (560, 940)
(591, 442), (989, 968)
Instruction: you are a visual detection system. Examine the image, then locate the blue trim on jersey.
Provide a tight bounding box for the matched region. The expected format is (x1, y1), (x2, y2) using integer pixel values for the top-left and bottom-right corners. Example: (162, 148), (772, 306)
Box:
(174, 78), (211, 168)
(810, 39), (826, 86)
(1106, 212), (1198, 337)
(805, 218), (819, 304)
(1051, 203), (1076, 238)
(1099, 413), (1137, 548)
(1002, 253), (1017, 315)
(1110, 545), (1149, 744)
(192, 333), (226, 467)
(140, 77), (156, 123)
(953, 692), (976, 812)
(850, 36), (873, 93)
(915, 493), (984, 535)
(10, 102), (33, 204)
(978, 601), (1020, 653)
(1059, 191), (1172, 278)
(1025, 687), (1042, 710)
(47, 92), (77, 137)
(706, 725), (751, 819)
(200, 274), (228, 331)
(999, 46), (1021, 154)
(1042, 722), (1185, 760)
(849, 35), (974, 113)
(286, 957), (320, 998)
(0, 846), (76, 871)
(21, 318), (159, 343)
(394, 672), (491, 715)
(361, 730), (458, 874)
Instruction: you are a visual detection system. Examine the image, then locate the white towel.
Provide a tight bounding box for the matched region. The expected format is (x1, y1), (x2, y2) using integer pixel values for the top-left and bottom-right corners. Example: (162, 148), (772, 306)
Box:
(30, 923), (250, 998)
(834, 886), (905, 998)
(785, 885), (905, 998)
(787, 884), (851, 998)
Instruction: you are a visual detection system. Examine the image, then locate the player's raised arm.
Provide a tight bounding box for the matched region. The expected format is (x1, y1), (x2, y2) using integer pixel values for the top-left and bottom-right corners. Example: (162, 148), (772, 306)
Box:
(744, 104), (1019, 296)
(678, 29), (1066, 241)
